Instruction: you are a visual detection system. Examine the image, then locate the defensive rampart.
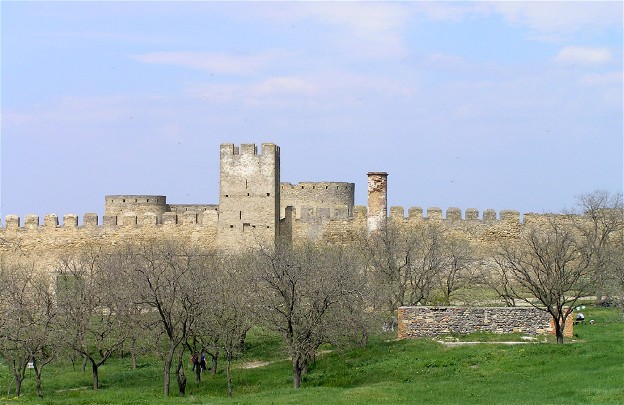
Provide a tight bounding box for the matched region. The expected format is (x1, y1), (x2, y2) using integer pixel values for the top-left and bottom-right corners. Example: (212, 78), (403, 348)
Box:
(0, 212), (218, 271)
(0, 141), (570, 262)
(280, 182), (354, 221)
(397, 306), (574, 339)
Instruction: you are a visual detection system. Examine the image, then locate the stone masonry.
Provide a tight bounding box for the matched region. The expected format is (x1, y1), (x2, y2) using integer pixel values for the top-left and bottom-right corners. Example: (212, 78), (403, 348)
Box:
(0, 141), (584, 267)
(397, 306), (574, 339)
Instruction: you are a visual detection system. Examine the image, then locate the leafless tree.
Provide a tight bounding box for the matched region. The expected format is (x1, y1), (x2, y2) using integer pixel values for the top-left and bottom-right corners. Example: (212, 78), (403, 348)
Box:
(494, 216), (593, 343)
(365, 221), (462, 310)
(118, 240), (211, 397)
(214, 253), (254, 397)
(434, 234), (478, 305)
(0, 257), (58, 398)
(478, 258), (517, 307)
(572, 190), (624, 304)
(56, 246), (130, 390)
(254, 242), (366, 389)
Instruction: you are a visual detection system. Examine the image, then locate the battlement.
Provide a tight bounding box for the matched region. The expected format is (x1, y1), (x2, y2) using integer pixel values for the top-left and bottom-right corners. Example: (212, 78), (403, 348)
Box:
(387, 206), (526, 223)
(280, 181), (354, 221)
(1, 211), (219, 230)
(281, 182), (354, 191)
(220, 142), (279, 157)
(2, 141), (575, 254)
(105, 195), (168, 218)
(218, 143), (280, 250)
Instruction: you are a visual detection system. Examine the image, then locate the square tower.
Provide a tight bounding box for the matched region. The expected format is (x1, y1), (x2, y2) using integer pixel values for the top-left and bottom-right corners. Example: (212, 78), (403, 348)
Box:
(218, 143), (280, 251)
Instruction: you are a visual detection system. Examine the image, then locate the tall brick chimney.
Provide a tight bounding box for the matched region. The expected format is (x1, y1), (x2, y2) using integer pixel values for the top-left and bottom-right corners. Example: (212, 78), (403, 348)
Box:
(367, 172), (388, 233)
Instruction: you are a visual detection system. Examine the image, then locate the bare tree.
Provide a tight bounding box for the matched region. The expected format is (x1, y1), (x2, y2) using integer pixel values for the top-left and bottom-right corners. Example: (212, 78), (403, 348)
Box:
(56, 246), (130, 390)
(255, 242), (366, 389)
(494, 216), (593, 343)
(214, 253), (254, 397)
(478, 258), (517, 307)
(573, 190), (624, 304)
(0, 257), (57, 398)
(365, 221), (452, 310)
(119, 240), (211, 397)
(0, 259), (37, 397)
(434, 234), (478, 305)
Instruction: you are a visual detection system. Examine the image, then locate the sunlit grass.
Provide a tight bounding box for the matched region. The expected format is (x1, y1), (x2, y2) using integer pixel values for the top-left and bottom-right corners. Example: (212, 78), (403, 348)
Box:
(1, 306), (622, 404)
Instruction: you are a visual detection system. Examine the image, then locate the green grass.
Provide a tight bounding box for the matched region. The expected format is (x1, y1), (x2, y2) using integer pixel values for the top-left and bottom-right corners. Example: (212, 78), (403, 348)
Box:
(1, 306), (623, 404)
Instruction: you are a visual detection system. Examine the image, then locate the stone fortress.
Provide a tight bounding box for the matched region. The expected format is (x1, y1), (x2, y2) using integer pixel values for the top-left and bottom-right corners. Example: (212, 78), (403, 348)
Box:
(1, 142), (550, 268)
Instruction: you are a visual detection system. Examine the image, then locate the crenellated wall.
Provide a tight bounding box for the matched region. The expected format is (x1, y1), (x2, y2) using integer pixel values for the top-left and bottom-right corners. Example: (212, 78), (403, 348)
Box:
(1, 141), (573, 264)
(218, 143), (280, 251)
(0, 212), (218, 271)
(280, 181), (354, 221)
(386, 206), (522, 222)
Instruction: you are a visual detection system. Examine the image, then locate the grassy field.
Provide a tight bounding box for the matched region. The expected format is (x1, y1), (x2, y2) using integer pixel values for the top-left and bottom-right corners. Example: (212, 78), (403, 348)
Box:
(1, 305), (623, 404)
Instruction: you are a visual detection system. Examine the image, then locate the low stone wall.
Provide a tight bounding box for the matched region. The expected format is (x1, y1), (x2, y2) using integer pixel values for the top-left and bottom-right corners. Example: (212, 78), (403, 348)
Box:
(398, 306), (573, 339)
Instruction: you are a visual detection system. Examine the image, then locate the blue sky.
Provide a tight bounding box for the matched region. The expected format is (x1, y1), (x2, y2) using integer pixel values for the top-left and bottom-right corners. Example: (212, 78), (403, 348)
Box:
(1, 1), (622, 222)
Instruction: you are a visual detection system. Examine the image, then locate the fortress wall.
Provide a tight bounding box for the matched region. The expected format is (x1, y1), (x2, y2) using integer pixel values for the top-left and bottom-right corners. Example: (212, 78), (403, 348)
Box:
(0, 213), (218, 271)
(289, 206), (534, 248)
(105, 195), (168, 219)
(387, 206), (524, 222)
(169, 204), (219, 214)
(280, 182), (354, 221)
(397, 306), (574, 338)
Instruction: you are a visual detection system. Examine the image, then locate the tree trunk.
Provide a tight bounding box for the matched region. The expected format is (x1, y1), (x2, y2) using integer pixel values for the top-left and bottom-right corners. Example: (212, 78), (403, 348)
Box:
(292, 356), (303, 389)
(194, 356), (201, 383)
(176, 347), (186, 396)
(35, 369), (44, 398)
(226, 352), (233, 398)
(91, 360), (99, 390)
(210, 349), (219, 375)
(13, 374), (23, 397)
(82, 355), (87, 373)
(163, 344), (175, 396)
(130, 339), (137, 370)
(554, 315), (565, 344)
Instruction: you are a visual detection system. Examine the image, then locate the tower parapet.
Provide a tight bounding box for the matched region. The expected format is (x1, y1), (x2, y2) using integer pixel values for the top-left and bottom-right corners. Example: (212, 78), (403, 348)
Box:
(105, 195), (168, 223)
(280, 181), (354, 221)
(218, 143), (280, 251)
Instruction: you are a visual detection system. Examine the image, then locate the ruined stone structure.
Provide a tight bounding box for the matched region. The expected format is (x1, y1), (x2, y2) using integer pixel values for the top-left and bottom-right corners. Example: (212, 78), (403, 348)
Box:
(397, 306), (574, 339)
(367, 172), (388, 233)
(0, 141), (561, 269)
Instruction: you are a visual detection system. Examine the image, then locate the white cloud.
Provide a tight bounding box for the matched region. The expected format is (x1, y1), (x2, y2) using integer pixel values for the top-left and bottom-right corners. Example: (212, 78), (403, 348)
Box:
(306, 2), (409, 58)
(493, 2), (622, 38)
(251, 77), (318, 96)
(580, 71), (623, 86)
(413, 2), (490, 22)
(424, 53), (470, 70)
(555, 46), (613, 65)
(130, 50), (284, 74)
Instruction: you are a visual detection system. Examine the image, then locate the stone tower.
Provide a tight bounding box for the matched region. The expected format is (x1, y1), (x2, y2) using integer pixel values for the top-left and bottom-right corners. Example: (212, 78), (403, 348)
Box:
(367, 172), (388, 233)
(218, 143), (280, 251)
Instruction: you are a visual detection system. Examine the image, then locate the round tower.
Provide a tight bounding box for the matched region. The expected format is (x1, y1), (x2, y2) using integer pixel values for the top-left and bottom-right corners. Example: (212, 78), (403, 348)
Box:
(104, 195), (168, 218)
